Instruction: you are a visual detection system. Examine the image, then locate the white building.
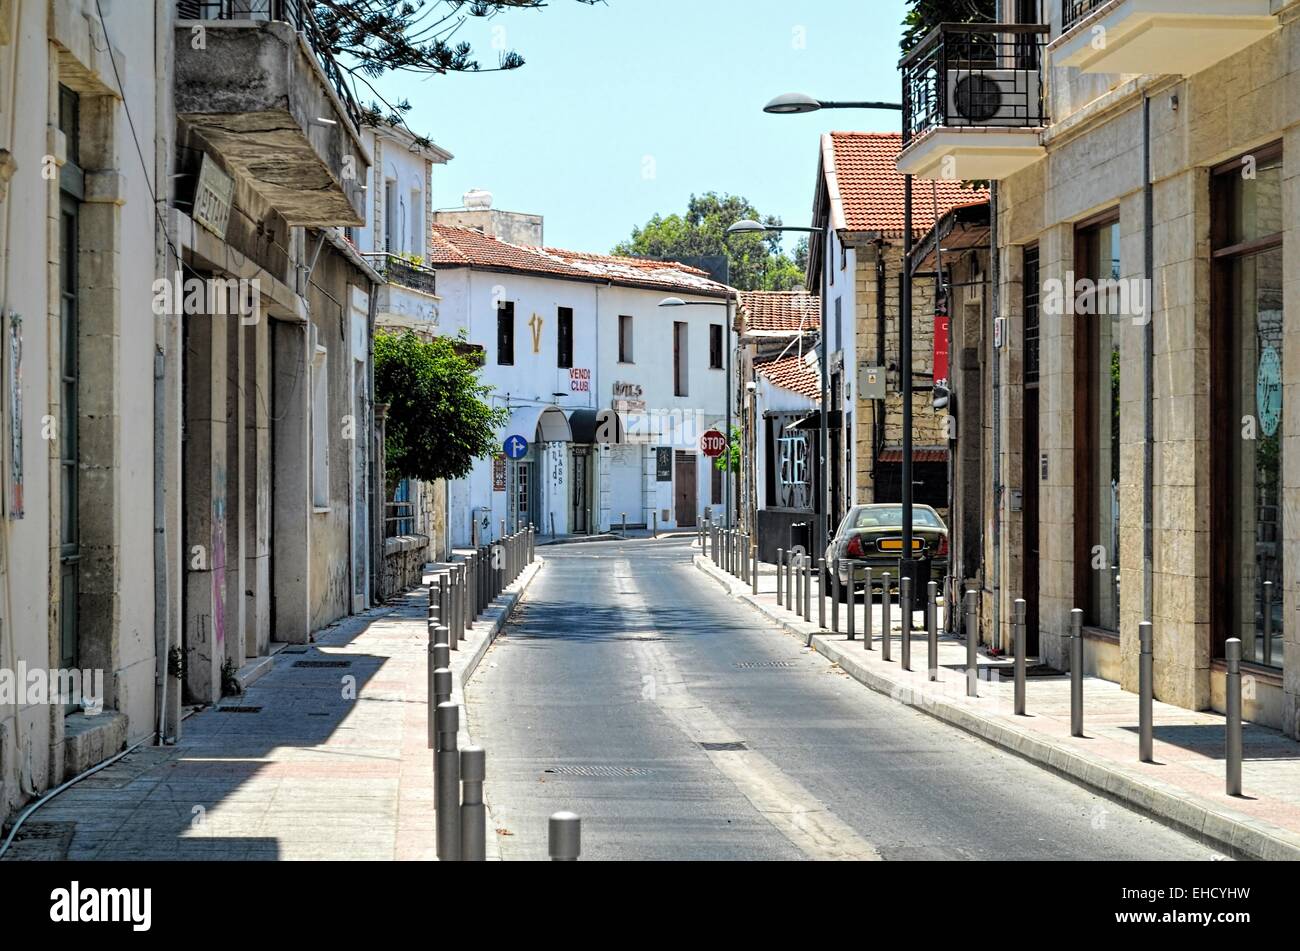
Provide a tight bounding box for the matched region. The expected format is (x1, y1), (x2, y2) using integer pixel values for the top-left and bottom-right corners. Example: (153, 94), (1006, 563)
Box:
(424, 219), (734, 544)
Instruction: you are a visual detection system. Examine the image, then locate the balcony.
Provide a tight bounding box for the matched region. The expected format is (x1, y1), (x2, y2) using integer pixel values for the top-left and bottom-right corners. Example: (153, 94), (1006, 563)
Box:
(898, 23), (1048, 182)
(174, 1), (368, 227)
(1053, 0), (1277, 76)
(361, 252), (440, 332)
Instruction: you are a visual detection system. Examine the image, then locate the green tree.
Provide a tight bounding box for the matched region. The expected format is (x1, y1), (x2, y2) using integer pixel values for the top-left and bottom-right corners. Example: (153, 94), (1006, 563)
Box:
(613, 193), (806, 292)
(374, 330), (508, 486)
(900, 0), (996, 52)
(714, 425), (742, 474)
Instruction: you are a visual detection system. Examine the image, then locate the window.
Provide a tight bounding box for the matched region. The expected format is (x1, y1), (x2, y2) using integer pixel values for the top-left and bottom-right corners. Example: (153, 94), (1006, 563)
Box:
(1212, 144), (1284, 668)
(311, 345), (330, 508)
(557, 306), (573, 369)
(709, 324), (723, 369)
(835, 297), (842, 352)
(1023, 245), (1040, 386)
(1074, 214), (1121, 632)
(673, 321), (688, 397)
(57, 84), (82, 694)
(497, 301), (515, 365)
(618, 314), (633, 363)
(383, 179), (398, 251)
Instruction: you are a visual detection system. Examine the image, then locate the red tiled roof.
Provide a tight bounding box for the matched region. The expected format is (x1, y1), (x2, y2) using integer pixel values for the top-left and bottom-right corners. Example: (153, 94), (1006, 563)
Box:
(426, 224), (730, 297)
(755, 352), (821, 402)
(824, 132), (987, 237)
(737, 290), (820, 334)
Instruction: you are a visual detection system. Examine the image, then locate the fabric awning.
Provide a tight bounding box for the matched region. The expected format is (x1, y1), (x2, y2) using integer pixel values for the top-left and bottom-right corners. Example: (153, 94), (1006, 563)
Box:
(877, 447), (949, 463)
(567, 408), (625, 444)
(503, 404), (573, 443)
(787, 410), (842, 431)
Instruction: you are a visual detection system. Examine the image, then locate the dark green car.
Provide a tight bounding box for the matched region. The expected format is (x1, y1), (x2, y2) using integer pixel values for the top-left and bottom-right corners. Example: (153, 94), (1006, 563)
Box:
(823, 503), (948, 598)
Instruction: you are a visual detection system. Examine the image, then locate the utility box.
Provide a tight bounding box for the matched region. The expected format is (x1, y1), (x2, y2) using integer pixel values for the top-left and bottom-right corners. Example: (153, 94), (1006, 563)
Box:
(858, 365), (887, 400)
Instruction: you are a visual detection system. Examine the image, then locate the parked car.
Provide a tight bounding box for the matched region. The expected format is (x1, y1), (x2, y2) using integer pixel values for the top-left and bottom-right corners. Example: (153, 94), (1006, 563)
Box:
(823, 503), (948, 600)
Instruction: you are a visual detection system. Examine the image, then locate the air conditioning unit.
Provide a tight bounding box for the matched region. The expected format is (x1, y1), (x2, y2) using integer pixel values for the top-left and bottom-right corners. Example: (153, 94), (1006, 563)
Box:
(946, 69), (1042, 127)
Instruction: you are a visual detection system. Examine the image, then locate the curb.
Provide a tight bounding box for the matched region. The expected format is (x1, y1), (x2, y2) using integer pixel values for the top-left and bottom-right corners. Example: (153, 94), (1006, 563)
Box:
(694, 553), (1300, 861)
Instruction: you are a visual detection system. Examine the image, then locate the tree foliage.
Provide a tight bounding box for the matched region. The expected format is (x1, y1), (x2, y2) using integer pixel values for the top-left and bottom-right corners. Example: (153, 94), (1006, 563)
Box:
(312, 1), (604, 133)
(613, 193), (807, 292)
(374, 330), (508, 486)
(900, 0), (996, 52)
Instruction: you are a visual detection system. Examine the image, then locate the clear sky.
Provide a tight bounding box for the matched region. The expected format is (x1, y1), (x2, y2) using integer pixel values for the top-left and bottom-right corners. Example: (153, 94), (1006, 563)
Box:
(370, 0), (910, 256)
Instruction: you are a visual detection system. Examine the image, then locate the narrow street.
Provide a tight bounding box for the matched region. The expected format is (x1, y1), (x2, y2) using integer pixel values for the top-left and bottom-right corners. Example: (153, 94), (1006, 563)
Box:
(467, 537), (1223, 861)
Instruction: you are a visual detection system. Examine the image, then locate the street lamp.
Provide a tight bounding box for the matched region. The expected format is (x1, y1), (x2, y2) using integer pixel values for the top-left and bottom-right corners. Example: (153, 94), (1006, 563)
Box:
(761, 93), (920, 605)
(658, 295), (734, 532)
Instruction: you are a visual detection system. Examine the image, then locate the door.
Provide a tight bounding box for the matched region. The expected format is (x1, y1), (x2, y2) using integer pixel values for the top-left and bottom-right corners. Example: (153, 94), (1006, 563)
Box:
(675, 451), (697, 527)
(1023, 386), (1040, 654)
(571, 446), (591, 535)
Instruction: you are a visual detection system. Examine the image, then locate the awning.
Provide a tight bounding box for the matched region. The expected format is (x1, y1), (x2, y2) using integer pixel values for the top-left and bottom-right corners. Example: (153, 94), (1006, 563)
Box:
(503, 404), (572, 443)
(878, 447), (948, 463)
(788, 410), (842, 431)
(567, 408), (625, 445)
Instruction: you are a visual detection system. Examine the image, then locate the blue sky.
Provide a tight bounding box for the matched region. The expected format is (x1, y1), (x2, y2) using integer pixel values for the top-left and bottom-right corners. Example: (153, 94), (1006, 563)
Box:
(370, 0), (909, 255)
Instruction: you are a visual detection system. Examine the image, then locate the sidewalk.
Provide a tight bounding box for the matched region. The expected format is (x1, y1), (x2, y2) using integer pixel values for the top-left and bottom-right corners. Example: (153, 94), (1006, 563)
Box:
(0, 558), (541, 861)
(695, 545), (1300, 860)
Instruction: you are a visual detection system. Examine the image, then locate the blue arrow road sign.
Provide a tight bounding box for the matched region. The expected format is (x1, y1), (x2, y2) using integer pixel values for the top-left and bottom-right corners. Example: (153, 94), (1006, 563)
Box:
(504, 435), (528, 460)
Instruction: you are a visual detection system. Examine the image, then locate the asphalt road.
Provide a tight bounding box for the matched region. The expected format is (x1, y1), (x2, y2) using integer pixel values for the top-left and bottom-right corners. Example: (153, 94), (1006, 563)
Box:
(466, 535), (1225, 861)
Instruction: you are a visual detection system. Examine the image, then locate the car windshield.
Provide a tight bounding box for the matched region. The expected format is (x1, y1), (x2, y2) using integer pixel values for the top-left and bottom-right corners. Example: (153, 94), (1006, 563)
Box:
(850, 507), (942, 530)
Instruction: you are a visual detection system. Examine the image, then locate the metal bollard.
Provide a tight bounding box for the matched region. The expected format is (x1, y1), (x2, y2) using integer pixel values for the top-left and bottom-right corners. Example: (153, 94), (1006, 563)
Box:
(900, 575), (912, 671)
(453, 564), (465, 644)
(460, 746), (486, 861)
(621, 512), (628, 538)
(785, 551), (795, 611)
(1139, 620), (1153, 762)
(1263, 580), (1274, 667)
(927, 581), (938, 682)
(431, 666), (452, 781)
(775, 549), (784, 605)
(652, 512), (657, 539)
(1013, 598), (1027, 715)
(1070, 607), (1083, 735)
(881, 573), (892, 662)
(1226, 637), (1243, 796)
(966, 590), (978, 698)
(846, 564), (856, 642)
(549, 811), (581, 861)
(441, 573), (458, 651)
(795, 550), (806, 623)
(793, 551), (802, 614)
(427, 630), (450, 749)
(751, 539), (759, 596)
(831, 558), (840, 634)
(433, 640), (450, 674)
(817, 559), (826, 629)
(435, 702), (461, 861)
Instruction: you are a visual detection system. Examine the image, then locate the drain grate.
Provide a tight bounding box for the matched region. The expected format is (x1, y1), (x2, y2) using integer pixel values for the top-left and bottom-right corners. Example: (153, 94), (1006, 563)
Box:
(293, 660), (352, 668)
(734, 660), (800, 669)
(699, 741), (747, 752)
(281, 646), (310, 654)
(216, 705), (263, 713)
(544, 765), (652, 778)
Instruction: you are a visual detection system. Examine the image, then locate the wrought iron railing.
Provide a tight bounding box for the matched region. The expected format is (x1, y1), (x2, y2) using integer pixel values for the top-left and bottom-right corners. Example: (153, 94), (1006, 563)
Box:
(176, 0), (364, 133)
(361, 252), (439, 297)
(901, 23), (1050, 147)
(1063, 0), (1108, 33)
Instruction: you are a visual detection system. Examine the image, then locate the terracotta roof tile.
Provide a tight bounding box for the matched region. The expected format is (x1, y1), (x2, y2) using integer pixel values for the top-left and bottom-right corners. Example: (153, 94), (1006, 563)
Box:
(426, 224), (730, 297)
(755, 351), (821, 402)
(738, 290), (821, 334)
(826, 132), (987, 237)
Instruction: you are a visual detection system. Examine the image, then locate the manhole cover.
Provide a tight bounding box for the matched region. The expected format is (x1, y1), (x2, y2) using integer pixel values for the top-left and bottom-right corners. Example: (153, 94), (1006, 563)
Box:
(216, 705), (263, 713)
(544, 765), (652, 778)
(293, 660), (352, 668)
(734, 660), (800, 669)
(699, 741), (747, 752)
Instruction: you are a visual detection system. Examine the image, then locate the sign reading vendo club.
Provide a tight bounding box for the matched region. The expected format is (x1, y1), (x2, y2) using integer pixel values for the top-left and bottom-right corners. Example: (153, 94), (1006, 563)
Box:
(700, 429), (728, 458)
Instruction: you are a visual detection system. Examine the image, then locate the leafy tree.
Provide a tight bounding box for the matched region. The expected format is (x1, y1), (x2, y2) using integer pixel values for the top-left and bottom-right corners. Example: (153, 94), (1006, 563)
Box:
(900, 0), (996, 52)
(312, 1), (604, 134)
(714, 425), (742, 474)
(374, 330), (508, 486)
(613, 193), (806, 292)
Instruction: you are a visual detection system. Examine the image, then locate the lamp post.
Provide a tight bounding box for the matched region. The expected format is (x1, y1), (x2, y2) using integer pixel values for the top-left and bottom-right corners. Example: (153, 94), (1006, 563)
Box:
(659, 295), (734, 531)
(760, 93), (911, 586)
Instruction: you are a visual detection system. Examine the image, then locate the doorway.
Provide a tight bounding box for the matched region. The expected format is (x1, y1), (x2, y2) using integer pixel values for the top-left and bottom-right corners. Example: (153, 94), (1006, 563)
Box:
(571, 446), (592, 535)
(675, 451), (697, 527)
(1022, 244), (1041, 654)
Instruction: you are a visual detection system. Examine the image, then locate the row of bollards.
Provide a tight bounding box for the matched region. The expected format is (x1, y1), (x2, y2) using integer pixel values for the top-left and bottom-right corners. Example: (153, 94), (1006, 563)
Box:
(426, 526), (581, 860)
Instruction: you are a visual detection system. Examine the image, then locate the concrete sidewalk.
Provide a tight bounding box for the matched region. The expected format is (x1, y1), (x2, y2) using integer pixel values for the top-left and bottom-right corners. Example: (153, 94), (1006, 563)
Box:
(695, 545), (1300, 861)
(0, 558), (541, 862)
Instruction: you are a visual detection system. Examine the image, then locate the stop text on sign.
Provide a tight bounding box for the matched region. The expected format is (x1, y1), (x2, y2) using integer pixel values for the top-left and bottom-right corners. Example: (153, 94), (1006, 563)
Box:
(700, 429), (728, 457)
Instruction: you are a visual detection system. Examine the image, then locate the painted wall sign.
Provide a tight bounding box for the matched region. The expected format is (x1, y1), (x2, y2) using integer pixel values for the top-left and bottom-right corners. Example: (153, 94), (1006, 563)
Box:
(933, 313), (950, 388)
(528, 313), (544, 353)
(492, 454), (506, 492)
(1257, 345), (1282, 437)
(193, 153), (234, 239)
(656, 446), (673, 482)
(569, 367), (591, 393)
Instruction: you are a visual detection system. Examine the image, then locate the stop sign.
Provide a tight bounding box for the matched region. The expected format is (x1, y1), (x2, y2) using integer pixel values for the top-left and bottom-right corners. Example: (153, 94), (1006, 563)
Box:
(700, 429), (728, 458)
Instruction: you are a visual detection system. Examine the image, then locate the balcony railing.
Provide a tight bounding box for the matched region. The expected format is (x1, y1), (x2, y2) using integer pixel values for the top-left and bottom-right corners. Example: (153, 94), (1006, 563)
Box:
(902, 23), (1050, 148)
(1063, 0), (1108, 33)
(361, 252), (439, 297)
(176, 0), (363, 133)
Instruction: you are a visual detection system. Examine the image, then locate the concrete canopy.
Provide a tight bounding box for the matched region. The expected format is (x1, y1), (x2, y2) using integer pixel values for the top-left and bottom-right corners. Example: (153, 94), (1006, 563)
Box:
(505, 404), (573, 444)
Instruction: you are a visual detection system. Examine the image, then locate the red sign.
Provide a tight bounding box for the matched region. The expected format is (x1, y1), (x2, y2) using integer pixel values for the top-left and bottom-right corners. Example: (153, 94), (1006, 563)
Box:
(700, 429), (728, 458)
(933, 314), (950, 388)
